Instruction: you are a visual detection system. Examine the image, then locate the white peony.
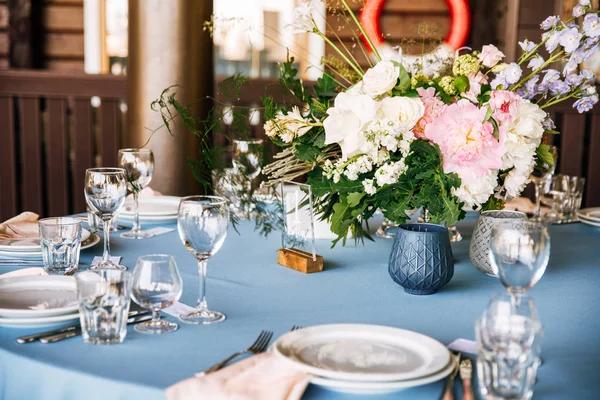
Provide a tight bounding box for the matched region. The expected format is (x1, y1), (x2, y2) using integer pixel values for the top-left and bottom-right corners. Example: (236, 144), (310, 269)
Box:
(503, 163), (535, 199)
(512, 100), (546, 140)
(362, 61), (400, 97)
(323, 92), (378, 158)
(453, 169), (498, 209)
(379, 97), (425, 132)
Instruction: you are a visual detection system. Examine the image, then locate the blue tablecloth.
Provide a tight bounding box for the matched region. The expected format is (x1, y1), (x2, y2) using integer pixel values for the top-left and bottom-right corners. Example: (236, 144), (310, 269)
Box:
(1, 215), (599, 400)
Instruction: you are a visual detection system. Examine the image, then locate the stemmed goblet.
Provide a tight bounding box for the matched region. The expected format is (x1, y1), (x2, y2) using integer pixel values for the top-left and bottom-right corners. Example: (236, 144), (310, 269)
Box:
(489, 221), (550, 305)
(530, 145), (557, 222)
(177, 196), (229, 324)
(84, 168), (127, 270)
(131, 254), (183, 334)
(118, 148), (155, 239)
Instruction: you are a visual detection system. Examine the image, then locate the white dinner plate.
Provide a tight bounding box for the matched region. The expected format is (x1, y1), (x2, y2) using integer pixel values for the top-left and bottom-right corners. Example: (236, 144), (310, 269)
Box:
(310, 358), (455, 394)
(273, 324), (451, 383)
(0, 312), (79, 328)
(577, 208), (600, 223)
(0, 229), (92, 252)
(118, 196), (181, 217)
(0, 233), (100, 261)
(0, 275), (78, 318)
(579, 217), (600, 227)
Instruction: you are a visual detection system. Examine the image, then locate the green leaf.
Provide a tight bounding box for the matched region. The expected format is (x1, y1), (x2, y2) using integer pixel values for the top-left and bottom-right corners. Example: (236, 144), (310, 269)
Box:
(483, 106), (493, 123)
(536, 144), (555, 167)
(217, 74), (249, 100)
(347, 192), (365, 207)
(481, 196), (505, 211)
(293, 144), (324, 162)
(489, 118), (500, 141)
(453, 75), (470, 93)
(314, 72), (338, 98)
(331, 197), (352, 236)
(544, 129), (560, 135)
(392, 61), (411, 92)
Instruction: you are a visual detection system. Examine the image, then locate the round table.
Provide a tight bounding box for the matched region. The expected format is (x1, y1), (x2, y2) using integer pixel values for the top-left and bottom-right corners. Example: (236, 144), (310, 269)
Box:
(1, 216), (599, 399)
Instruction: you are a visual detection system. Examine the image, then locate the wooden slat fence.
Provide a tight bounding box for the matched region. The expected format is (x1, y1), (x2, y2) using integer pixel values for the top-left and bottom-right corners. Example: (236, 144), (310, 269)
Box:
(0, 69), (126, 220)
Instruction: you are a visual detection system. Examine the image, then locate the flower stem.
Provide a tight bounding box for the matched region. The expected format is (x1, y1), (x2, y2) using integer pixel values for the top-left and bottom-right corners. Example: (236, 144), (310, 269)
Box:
(339, 0), (381, 62)
(318, 32), (364, 78)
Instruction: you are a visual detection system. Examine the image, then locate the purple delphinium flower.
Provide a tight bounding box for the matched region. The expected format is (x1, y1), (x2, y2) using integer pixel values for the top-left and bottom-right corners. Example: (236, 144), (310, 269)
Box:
(573, 4), (587, 18)
(519, 40), (536, 52)
(563, 57), (579, 75)
(581, 69), (595, 82)
(503, 63), (522, 84)
(579, 0), (591, 6)
(574, 95), (599, 113)
(542, 118), (556, 130)
(583, 14), (600, 38)
(559, 27), (583, 53)
(566, 73), (584, 86)
(528, 55), (545, 70)
(549, 80), (571, 96)
(542, 69), (561, 85)
(543, 31), (562, 53)
(541, 16), (560, 30)
(523, 75), (541, 99)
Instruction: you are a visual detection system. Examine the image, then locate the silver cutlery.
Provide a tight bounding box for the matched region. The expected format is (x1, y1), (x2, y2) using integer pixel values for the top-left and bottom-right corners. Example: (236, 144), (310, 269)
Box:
(0, 260), (43, 265)
(439, 352), (461, 400)
(459, 358), (474, 400)
(291, 325), (303, 331)
(40, 314), (153, 343)
(16, 310), (149, 344)
(200, 330), (274, 375)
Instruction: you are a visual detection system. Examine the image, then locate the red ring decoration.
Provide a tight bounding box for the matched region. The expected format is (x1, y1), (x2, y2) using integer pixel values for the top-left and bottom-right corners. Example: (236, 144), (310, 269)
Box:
(359, 0), (471, 54)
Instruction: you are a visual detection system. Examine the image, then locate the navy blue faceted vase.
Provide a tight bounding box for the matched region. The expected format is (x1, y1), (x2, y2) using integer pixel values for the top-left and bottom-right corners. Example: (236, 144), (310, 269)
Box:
(388, 223), (454, 295)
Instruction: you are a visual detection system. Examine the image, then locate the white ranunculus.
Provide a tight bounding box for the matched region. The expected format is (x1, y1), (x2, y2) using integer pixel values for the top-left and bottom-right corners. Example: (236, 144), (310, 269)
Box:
(323, 93), (378, 158)
(362, 61), (400, 97)
(379, 97), (425, 132)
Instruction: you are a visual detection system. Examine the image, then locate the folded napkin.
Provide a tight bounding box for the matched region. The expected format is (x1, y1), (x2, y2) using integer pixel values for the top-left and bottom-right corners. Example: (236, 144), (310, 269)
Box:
(0, 212), (40, 239)
(504, 197), (549, 215)
(166, 353), (311, 400)
(0, 268), (48, 279)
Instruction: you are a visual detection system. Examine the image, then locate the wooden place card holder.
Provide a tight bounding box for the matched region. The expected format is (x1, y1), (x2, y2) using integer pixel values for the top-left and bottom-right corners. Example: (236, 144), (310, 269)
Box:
(277, 248), (323, 274)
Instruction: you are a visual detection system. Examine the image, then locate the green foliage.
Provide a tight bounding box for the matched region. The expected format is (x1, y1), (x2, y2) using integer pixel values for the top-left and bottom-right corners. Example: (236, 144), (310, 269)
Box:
(279, 57), (308, 103)
(314, 73), (338, 98)
(217, 74), (249, 100)
(453, 75), (470, 93)
(481, 196), (505, 212)
(535, 144), (555, 167)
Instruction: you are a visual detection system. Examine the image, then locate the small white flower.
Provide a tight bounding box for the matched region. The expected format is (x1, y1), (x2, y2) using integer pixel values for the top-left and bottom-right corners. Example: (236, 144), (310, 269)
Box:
(362, 61), (400, 97)
(363, 179), (377, 195)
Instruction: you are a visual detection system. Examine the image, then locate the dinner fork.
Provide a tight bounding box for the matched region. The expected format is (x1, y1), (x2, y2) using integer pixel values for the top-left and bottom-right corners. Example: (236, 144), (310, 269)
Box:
(200, 330), (274, 375)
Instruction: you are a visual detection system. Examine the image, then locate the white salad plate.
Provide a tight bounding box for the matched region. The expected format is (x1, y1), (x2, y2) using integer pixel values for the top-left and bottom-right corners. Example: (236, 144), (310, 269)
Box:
(0, 229), (92, 252)
(578, 216), (600, 227)
(0, 312), (80, 328)
(310, 358), (455, 394)
(0, 275), (78, 318)
(577, 207), (600, 223)
(0, 233), (100, 260)
(273, 324), (451, 383)
(118, 196), (181, 217)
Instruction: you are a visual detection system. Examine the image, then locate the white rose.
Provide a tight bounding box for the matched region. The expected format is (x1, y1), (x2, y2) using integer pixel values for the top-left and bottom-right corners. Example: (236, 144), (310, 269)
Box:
(513, 100), (546, 140)
(362, 61), (400, 97)
(379, 97), (425, 132)
(323, 93), (378, 158)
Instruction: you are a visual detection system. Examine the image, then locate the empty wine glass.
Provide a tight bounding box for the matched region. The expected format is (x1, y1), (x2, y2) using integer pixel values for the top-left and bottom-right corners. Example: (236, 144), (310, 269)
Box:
(131, 254), (183, 334)
(489, 221), (550, 304)
(84, 168), (127, 270)
(118, 148), (155, 239)
(177, 196), (229, 324)
(530, 145), (558, 222)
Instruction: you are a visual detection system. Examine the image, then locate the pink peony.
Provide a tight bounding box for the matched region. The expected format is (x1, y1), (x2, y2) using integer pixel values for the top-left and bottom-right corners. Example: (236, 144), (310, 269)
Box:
(489, 90), (521, 123)
(463, 72), (488, 104)
(424, 99), (504, 185)
(413, 87), (446, 138)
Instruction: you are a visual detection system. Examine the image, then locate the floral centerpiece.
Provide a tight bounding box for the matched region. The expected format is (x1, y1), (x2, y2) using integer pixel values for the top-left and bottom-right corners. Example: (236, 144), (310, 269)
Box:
(259, 0), (600, 245)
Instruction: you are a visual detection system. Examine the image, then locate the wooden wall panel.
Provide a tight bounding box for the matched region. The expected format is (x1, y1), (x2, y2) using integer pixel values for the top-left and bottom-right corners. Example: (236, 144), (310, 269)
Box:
(43, 5), (84, 31)
(45, 32), (84, 58)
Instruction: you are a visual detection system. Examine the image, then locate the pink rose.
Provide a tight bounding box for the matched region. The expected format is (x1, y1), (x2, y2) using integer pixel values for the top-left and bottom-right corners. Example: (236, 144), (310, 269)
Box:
(479, 44), (505, 68)
(413, 87), (446, 138)
(489, 90), (520, 123)
(424, 99), (504, 185)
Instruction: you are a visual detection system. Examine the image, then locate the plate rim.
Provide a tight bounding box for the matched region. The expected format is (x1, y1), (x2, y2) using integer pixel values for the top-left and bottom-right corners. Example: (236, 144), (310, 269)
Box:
(0, 233), (100, 260)
(0, 275), (78, 318)
(273, 324), (451, 383)
(0, 228), (92, 252)
(0, 312), (79, 327)
(309, 357), (455, 394)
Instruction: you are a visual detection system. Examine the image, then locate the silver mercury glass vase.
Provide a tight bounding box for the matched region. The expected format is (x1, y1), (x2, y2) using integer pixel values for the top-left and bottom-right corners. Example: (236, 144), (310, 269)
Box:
(469, 210), (528, 276)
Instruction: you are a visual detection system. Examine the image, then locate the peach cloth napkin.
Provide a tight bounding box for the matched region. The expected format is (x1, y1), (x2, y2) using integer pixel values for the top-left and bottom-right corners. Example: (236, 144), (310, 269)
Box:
(0, 268), (48, 279)
(166, 353), (311, 400)
(0, 212), (40, 239)
(504, 197), (549, 215)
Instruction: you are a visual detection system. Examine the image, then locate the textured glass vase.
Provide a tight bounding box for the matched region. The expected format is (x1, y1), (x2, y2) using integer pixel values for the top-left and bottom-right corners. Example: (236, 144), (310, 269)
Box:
(469, 210), (528, 276)
(388, 223), (454, 295)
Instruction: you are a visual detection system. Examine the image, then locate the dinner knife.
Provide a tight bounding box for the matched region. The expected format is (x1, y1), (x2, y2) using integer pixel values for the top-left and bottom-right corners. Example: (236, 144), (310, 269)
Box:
(16, 310), (149, 344)
(39, 314), (153, 343)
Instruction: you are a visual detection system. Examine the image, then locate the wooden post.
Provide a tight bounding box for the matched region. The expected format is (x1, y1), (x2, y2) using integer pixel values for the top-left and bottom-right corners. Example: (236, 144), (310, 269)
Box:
(7, 0), (42, 68)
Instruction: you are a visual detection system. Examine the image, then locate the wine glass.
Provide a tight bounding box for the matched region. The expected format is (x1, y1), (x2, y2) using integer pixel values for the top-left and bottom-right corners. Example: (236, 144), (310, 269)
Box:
(177, 196), (229, 324)
(131, 254), (183, 334)
(233, 139), (263, 181)
(118, 148), (155, 239)
(489, 221), (550, 304)
(84, 168), (127, 270)
(530, 145), (558, 222)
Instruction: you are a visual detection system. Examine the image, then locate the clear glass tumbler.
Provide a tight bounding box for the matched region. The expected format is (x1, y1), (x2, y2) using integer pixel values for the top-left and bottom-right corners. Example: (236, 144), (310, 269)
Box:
(75, 270), (132, 344)
(476, 293), (543, 400)
(38, 217), (82, 274)
(564, 176), (586, 222)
